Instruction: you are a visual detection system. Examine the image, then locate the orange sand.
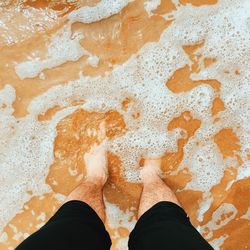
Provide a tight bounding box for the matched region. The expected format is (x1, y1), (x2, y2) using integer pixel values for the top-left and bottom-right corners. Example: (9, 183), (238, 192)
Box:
(0, 0), (249, 250)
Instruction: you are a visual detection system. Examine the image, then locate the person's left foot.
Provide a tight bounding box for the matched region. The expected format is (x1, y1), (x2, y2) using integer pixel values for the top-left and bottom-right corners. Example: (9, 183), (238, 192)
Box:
(84, 122), (108, 186)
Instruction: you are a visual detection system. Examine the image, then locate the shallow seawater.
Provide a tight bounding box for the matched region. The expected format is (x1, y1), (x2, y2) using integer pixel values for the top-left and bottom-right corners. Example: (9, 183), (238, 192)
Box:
(0, 0), (250, 249)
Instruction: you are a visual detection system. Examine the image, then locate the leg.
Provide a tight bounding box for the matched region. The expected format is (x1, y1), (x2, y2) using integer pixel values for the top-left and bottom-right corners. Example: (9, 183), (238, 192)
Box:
(65, 141), (108, 222)
(138, 158), (180, 218)
(16, 139), (111, 250)
(129, 158), (214, 250)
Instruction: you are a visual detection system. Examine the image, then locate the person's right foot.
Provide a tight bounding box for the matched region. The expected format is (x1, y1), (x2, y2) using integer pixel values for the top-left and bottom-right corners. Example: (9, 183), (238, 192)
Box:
(140, 158), (162, 183)
(138, 156), (181, 218)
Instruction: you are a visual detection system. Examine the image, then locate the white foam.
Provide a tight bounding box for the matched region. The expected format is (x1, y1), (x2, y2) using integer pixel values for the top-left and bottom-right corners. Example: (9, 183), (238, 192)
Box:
(116, 238), (129, 250)
(54, 193), (66, 203)
(105, 200), (136, 250)
(15, 25), (87, 80)
(1, 1), (250, 246)
(105, 201), (136, 231)
(210, 235), (229, 250)
(37, 212), (46, 222)
(237, 163), (250, 180)
(241, 207), (250, 220)
(144, 0), (161, 16)
(24, 0), (250, 187)
(0, 85), (17, 155)
(200, 203), (238, 239)
(197, 192), (213, 222)
(0, 232), (8, 243)
(0, 87), (79, 233)
(182, 140), (225, 192)
(68, 0), (129, 24)
(87, 55), (100, 67)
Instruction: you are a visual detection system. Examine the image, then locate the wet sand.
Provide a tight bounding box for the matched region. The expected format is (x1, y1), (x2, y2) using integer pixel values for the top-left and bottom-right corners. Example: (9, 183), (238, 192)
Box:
(0, 0), (250, 249)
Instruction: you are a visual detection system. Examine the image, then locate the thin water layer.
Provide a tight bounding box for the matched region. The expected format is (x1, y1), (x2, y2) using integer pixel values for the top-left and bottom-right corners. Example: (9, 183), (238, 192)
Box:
(0, 0), (250, 249)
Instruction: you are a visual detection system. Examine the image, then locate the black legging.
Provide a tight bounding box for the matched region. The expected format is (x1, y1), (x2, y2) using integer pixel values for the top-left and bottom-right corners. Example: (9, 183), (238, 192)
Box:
(16, 200), (214, 250)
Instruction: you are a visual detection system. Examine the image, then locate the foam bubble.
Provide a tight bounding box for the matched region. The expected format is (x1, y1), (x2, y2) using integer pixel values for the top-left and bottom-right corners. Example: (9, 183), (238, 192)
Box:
(181, 140), (225, 192)
(15, 25), (87, 79)
(197, 193), (213, 222)
(144, 0), (161, 16)
(25, 0), (250, 187)
(87, 55), (100, 68)
(0, 232), (8, 243)
(68, 0), (129, 24)
(0, 89), (79, 233)
(200, 203), (238, 238)
(105, 200), (136, 250)
(241, 207), (250, 220)
(1, 1), (250, 246)
(210, 235), (229, 250)
(105, 201), (136, 231)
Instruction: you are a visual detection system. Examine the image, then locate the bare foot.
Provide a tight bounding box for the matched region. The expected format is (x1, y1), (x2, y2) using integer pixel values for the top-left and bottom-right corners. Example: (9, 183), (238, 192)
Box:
(138, 157), (181, 218)
(84, 141), (108, 186)
(64, 122), (108, 221)
(84, 122), (108, 186)
(140, 158), (162, 183)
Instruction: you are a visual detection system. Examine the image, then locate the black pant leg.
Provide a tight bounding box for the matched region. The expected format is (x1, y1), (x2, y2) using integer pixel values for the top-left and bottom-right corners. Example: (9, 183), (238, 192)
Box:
(129, 201), (214, 250)
(15, 200), (111, 250)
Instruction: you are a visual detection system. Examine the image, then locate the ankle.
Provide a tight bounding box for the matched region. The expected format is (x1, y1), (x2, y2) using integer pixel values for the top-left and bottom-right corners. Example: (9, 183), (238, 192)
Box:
(140, 166), (161, 183)
(85, 175), (107, 187)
